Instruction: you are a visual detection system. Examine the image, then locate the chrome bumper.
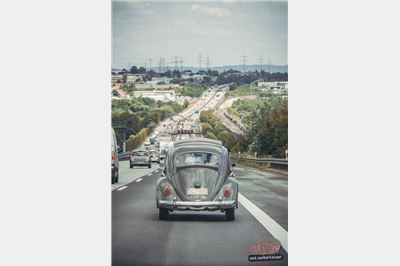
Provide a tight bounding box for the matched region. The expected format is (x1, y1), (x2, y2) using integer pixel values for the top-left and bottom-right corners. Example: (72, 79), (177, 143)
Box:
(158, 199), (236, 211)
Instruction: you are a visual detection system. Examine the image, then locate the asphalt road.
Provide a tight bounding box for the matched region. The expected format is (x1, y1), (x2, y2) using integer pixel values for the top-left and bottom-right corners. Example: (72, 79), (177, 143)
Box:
(112, 164), (288, 265)
(112, 161), (158, 190)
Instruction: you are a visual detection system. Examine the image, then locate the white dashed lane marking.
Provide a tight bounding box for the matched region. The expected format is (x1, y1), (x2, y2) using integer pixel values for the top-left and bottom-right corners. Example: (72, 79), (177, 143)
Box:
(117, 186), (127, 191)
(147, 173), (152, 176)
(135, 178), (143, 183)
(238, 193), (288, 252)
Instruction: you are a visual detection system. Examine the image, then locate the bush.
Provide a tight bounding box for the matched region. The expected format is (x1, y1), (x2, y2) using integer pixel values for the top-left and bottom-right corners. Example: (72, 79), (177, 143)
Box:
(126, 127), (154, 151)
(175, 84), (206, 97)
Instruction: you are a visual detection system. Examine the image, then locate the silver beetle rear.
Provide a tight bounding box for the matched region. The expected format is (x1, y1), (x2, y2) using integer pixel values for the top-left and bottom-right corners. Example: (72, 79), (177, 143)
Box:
(156, 138), (238, 221)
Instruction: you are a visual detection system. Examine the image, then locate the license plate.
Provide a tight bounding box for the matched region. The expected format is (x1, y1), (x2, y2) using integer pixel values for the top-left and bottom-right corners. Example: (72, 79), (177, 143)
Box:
(187, 188), (208, 196)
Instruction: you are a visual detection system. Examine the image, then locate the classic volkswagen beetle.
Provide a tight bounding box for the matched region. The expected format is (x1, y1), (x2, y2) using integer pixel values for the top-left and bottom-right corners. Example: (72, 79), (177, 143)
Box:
(156, 138), (238, 221)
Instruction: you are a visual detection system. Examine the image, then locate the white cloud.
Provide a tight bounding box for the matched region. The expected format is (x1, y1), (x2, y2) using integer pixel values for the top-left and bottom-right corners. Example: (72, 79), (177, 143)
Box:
(191, 4), (232, 17)
(191, 4), (200, 11)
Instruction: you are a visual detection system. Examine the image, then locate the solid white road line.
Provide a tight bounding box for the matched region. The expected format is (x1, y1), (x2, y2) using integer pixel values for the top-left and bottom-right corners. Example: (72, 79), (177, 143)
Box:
(238, 193), (288, 252)
(117, 186), (127, 191)
(135, 178), (142, 183)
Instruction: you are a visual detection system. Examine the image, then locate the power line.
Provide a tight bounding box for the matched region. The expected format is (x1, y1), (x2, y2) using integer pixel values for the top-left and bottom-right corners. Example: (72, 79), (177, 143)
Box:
(241, 54), (246, 72)
(174, 55), (178, 70)
(268, 58), (271, 73)
(169, 55), (179, 71)
(179, 57), (184, 72)
(165, 57), (169, 71)
(198, 54), (202, 69)
(158, 57), (162, 73)
(259, 56), (263, 71)
(206, 56), (210, 71)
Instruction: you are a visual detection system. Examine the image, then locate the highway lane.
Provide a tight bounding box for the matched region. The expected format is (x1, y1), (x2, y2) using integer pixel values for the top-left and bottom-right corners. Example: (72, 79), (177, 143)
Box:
(112, 165), (288, 265)
(112, 88), (212, 190)
(112, 161), (161, 191)
(234, 166), (288, 230)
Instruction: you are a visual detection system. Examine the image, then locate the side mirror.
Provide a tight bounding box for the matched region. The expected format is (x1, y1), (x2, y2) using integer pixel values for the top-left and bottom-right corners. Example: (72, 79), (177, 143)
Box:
(232, 163), (236, 167)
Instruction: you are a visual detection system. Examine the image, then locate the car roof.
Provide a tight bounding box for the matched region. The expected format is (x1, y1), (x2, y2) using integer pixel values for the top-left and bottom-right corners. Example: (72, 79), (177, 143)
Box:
(173, 138), (222, 148)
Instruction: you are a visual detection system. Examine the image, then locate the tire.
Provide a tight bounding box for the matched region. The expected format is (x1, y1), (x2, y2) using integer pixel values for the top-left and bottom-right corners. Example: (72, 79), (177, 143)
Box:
(148, 164), (151, 168)
(115, 170), (119, 183)
(159, 207), (169, 220)
(130, 164), (133, 169)
(112, 177), (115, 184)
(225, 207), (235, 221)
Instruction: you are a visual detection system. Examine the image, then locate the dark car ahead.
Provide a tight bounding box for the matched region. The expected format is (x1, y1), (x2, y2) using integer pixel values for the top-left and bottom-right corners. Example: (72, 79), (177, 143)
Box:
(156, 138), (238, 221)
(130, 150), (151, 168)
(159, 149), (167, 160)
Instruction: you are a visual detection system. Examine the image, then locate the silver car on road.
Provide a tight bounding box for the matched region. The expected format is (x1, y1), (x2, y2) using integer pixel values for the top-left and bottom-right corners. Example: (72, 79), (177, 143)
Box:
(129, 150), (151, 168)
(156, 138), (238, 221)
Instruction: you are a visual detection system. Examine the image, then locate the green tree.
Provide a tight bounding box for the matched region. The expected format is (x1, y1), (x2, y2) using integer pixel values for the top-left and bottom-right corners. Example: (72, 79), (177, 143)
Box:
(112, 90), (120, 97)
(205, 131), (218, 140)
(248, 98), (288, 157)
(201, 122), (213, 135)
(138, 66), (146, 74)
(183, 99), (190, 108)
(130, 66), (138, 74)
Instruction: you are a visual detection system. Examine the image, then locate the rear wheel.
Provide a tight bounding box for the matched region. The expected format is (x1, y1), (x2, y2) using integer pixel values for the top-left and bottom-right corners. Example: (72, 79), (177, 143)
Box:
(148, 164), (151, 168)
(114, 170), (119, 183)
(225, 208), (235, 221)
(130, 164), (133, 168)
(159, 208), (169, 220)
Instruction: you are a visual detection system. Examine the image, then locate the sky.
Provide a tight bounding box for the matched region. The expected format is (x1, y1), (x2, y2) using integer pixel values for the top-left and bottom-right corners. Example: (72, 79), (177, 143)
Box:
(112, 1), (287, 69)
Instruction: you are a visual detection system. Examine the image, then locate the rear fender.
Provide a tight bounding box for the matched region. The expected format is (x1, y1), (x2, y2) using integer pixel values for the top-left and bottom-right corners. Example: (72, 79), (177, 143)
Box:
(156, 176), (180, 207)
(213, 176), (239, 207)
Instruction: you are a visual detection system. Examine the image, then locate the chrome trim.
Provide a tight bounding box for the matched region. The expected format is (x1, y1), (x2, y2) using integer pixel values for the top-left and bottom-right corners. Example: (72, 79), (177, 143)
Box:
(159, 200), (236, 211)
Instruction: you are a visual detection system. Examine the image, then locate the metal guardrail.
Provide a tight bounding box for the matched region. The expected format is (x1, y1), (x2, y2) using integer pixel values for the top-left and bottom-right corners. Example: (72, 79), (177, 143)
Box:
(232, 157), (288, 171)
(119, 153), (288, 165)
(230, 156), (288, 172)
(118, 152), (130, 161)
(231, 157), (288, 165)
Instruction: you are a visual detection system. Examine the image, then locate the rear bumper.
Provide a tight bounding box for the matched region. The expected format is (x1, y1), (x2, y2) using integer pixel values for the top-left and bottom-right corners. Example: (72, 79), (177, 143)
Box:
(130, 161), (150, 166)
(158, 199), (236, 211)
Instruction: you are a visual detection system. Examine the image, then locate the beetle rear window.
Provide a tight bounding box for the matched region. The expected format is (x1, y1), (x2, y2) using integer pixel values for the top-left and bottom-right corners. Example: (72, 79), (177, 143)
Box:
(175, 152), (219, 166)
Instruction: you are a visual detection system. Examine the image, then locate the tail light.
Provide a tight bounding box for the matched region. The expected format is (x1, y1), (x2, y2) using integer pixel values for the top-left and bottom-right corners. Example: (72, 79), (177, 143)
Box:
(223, 186), (231, 198)
(112, 151), (115, 161)
(163, 185), (171, 197)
